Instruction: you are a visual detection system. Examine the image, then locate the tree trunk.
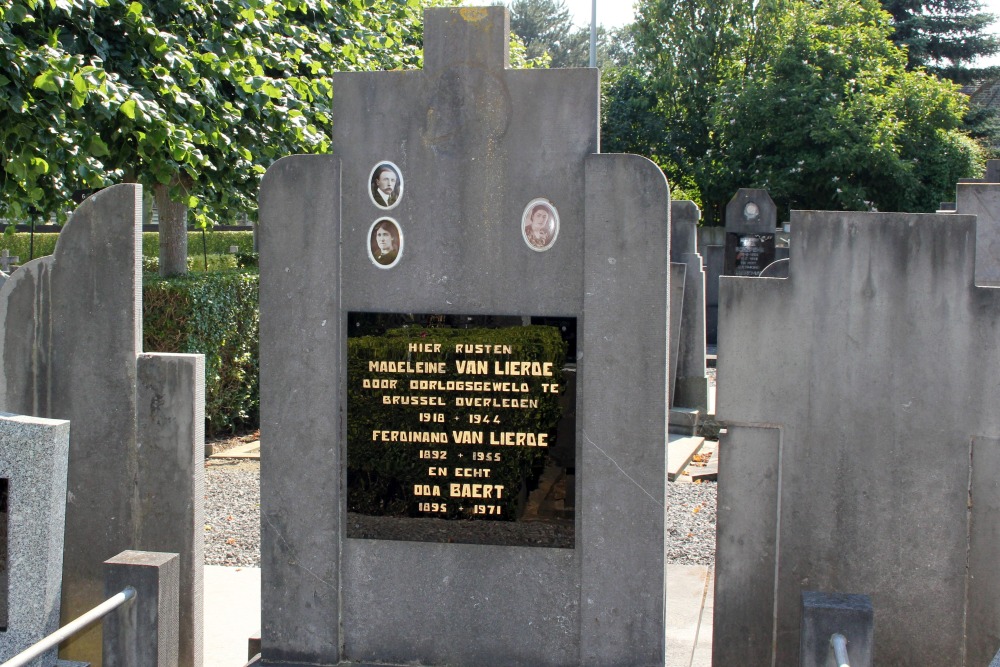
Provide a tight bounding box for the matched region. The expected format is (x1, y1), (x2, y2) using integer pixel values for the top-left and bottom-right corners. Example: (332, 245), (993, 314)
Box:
(154, 181), (188, 277)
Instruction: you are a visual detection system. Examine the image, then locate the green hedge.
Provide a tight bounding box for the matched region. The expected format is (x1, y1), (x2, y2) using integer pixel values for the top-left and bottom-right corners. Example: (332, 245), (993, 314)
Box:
(346, 324), (567, 520)
(0, 230), (253, 262)
(0, 233), (59, 261)
(141, 231), (254, 257)
(143, 270), (259, 436)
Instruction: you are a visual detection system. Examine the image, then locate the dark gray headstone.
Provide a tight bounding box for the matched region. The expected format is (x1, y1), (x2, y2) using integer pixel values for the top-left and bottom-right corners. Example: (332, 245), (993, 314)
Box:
(724, 188), (776, 276)
(259, 7), (670, 666)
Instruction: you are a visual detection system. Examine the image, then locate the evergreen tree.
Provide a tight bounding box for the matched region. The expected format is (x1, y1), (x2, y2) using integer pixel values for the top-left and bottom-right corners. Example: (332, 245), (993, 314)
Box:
(508, 0), (592, 67)
(882, 0), (1000, 81)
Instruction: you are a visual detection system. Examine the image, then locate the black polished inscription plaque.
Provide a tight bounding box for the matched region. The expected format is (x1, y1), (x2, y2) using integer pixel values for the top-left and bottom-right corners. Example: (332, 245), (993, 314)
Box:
(724, 232), (776, 277)
(346, 313), (576, 548)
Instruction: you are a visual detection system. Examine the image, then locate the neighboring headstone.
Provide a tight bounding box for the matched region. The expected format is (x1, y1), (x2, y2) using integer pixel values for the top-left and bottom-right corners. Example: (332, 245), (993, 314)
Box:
(103, 550), (180, 667)
(704, 244), (724, 344)
(259, 7), (670, 666)
(0, 184), (204, 666)
(799, 591), (874, 667)
(715, 210), (1000, 666)
(669, 262), (686, 406)
(723, 188), (776, 276)
(670, 200), (707, 410)
(0, 250), (18, 273)
(959, 158), (1000, 184)
(0, 413), (70, 666)
(956, 183), (1000, 286)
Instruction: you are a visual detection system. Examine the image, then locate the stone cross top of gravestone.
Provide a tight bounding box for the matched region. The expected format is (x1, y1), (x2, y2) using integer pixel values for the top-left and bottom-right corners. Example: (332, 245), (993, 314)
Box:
(259, 6), (671, 667)
(0, 250), (18, 273)
(724, 188), (776, 277)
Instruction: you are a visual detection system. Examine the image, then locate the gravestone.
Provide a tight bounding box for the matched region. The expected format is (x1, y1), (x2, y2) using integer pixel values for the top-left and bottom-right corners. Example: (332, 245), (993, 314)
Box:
(956, 183), (1000, 286)
(0, 185), (205, 667)
(714, 210), (1000, 665)
(0, 413), (70, 665)
(959, 158), (1000, 184)
(670, 200), (707, 410)
(0, 250), (17, 273)
(258, 6), (670, 666)
(723, 188), (776, 277)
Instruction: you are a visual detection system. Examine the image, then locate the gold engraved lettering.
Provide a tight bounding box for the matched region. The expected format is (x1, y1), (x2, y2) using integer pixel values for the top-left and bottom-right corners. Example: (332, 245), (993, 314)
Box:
(449, 483), (505, 499)
(450, 431), (484, 445)
(492, 361), (553, 377)
(408, 343), (442, 353)
(367, 361), (447, 374)
(453, 344), (513, 354)
(372, 430), (449, 443)
(428, 467), (447, 476)
(454, 467), (491, 478)
(363, 378), (398, 389)
(488, 432), (548, 447)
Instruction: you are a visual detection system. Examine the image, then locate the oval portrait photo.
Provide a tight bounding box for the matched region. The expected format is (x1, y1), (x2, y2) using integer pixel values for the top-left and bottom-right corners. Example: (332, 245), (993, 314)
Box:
(368, 218), (403, 269)
(521, 198), (559, 251)
(369, 161), (403, 209)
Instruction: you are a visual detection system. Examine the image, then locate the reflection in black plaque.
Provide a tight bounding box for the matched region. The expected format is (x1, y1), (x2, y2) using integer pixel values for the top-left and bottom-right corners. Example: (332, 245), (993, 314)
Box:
(346, 313), (576, 548)
(724, 232), (776, 277)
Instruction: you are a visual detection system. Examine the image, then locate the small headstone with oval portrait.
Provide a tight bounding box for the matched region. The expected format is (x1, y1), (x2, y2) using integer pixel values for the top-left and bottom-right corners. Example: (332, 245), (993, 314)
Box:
(724, 188), (777, 277)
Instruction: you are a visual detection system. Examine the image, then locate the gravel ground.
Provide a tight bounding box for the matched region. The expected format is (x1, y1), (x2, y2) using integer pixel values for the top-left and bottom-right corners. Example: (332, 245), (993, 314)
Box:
(666, 480), (717, 566)
(203, 459), (718, 567)
(204, 459), (261, 567)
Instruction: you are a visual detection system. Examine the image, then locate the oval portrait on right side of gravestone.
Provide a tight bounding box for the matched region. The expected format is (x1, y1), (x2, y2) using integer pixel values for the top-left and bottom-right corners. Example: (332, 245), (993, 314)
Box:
(368, 218), (403, 269)
(369, 161), (403, 210)
(521, 198), (559, 252)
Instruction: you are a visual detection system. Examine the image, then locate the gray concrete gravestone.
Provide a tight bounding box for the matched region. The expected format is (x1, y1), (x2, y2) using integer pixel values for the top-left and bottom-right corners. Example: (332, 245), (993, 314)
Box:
(714, 210), (1000, 666)
(0, 184), (204, 667)
(259, 6), (671, 666)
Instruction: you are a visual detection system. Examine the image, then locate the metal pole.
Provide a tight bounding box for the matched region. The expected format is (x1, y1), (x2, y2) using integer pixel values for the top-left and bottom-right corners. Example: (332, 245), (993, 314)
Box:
(830, 633), (850, 667)
(589, 0), (597, 67)
(0, 587), (136, 667)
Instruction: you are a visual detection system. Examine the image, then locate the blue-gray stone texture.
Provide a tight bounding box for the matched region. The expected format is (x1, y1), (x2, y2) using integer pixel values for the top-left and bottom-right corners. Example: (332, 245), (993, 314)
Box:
(0, 413), (70, 666)
(715, 211), (1000, 666)
(258, 6), (670, 666)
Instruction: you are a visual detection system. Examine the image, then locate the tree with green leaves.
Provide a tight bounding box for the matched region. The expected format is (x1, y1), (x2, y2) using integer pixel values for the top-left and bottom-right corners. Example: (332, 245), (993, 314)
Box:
(508, 0), (593, 67)
(0, 0), (431, 274)
(881, 0), (999, 82)
(712, 0), (981, 217)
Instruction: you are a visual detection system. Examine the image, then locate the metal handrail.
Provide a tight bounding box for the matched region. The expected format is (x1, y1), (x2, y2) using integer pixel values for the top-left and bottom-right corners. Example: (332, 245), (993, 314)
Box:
(0, 586), (136, 667)
(831, 632), (850, 667)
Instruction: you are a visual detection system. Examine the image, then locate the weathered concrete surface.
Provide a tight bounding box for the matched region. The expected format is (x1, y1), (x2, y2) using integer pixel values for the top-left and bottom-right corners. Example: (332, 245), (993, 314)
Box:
(714, 211), (1000, 666)
(671, 201), (707, 409)
(956, 183), (1000, 286)
(104, 550), (180, 667)
(0, 184), (204, 667)
(258, 7), (669, 666)
(138, 353), (206, 667)
(0, 413), (70, 665)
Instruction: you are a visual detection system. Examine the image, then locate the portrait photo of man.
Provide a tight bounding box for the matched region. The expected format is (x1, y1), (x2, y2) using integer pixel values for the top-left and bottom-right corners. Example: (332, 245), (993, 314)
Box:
(368, 218), (403, 268)
(369, 162), (403, 209)
(521, 198), (560, 251)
